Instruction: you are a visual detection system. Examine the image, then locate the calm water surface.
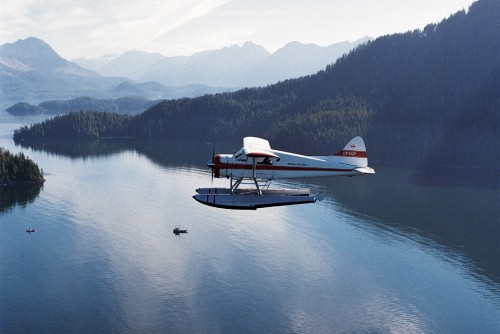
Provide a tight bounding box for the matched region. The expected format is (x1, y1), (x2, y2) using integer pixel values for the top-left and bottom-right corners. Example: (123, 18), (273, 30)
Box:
(0, 116), (499, 333)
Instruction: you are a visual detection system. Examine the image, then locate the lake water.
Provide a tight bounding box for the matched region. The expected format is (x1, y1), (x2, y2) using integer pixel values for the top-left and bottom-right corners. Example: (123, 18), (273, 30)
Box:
(1, 115), (499, 333)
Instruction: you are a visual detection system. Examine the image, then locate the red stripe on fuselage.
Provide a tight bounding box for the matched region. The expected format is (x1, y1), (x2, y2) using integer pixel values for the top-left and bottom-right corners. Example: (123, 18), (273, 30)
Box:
(334, 150), (367, 158)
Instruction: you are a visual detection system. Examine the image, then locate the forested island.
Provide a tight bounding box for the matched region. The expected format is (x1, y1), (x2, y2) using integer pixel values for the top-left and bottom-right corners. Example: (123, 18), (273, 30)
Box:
(6, 96), (159, 116)
(0, 147), (45, 186)
(13, 0), (500, 168)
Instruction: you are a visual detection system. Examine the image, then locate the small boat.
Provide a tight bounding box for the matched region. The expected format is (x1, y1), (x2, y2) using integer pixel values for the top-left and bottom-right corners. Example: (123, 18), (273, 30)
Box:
(26, 228), (36, 233)
(173, 227), (188, 235)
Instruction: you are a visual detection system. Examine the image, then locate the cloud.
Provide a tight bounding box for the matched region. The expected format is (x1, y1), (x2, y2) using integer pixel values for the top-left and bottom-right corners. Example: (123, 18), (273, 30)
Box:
(1, 0), (476, 59)
(0, 0), (232, 58)
(143, 0), (476, 56)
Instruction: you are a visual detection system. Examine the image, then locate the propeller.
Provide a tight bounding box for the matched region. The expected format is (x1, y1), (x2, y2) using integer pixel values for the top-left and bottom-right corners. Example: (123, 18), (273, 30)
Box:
(208, 143), (215, 184)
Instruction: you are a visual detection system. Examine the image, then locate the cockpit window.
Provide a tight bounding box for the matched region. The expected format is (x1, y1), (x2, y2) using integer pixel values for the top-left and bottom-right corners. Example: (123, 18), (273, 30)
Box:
(235, 149), (248, 161)
(234, 149), (244, 158)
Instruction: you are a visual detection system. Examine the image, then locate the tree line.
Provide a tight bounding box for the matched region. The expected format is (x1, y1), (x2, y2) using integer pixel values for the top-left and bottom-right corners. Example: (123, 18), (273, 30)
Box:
(6, 96), (158, 116)
(14, 111), (132, 140)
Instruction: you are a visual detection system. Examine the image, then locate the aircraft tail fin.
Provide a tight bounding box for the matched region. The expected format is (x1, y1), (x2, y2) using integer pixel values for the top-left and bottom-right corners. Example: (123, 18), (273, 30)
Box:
(334, 136), (374, 174)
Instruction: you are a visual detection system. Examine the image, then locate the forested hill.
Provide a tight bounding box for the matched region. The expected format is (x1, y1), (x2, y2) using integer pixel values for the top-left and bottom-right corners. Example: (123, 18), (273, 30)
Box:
(310, 0), (500, 165)
(14, 0), (500, 167)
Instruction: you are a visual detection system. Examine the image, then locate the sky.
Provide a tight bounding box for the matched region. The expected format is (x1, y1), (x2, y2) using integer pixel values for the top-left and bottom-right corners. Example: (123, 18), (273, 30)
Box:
(0, 0), (476, 60)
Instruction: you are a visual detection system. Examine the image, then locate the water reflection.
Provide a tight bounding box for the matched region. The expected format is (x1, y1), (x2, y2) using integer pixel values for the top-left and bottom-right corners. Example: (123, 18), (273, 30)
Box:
(16, 137), (236, 169)
(16, 139), (137, 160)
(0, 184), (43, 214)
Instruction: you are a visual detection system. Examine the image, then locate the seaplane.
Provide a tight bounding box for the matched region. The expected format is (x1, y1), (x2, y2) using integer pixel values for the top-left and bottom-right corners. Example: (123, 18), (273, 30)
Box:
(193, 136), (375, 209)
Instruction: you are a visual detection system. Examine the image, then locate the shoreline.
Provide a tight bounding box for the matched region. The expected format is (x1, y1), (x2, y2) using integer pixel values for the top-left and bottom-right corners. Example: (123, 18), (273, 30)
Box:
(0, 178), (45, 188)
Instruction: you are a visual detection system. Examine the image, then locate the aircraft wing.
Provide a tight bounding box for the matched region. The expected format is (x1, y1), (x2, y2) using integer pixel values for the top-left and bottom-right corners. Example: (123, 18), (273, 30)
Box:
(243, 137), (279, 158)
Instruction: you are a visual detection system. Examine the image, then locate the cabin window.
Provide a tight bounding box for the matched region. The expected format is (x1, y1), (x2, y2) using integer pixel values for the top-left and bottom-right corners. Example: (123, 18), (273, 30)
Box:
(257, 157), (273, 165)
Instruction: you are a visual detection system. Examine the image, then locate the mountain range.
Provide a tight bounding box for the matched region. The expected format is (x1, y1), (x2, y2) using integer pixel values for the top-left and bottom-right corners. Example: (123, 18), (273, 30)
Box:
(0, 38), (229, 108)
(1, 37), (367, 110)
(73, 38), (369, 87)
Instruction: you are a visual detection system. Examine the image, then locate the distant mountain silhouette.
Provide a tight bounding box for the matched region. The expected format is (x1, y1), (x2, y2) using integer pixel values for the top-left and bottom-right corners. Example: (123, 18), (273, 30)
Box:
(0, 38), (232, 108)
(73, 39), (370, 87)
(0, 37), (97, 76)
(74, 50), (166, 78)
(244, 39), (371, 86)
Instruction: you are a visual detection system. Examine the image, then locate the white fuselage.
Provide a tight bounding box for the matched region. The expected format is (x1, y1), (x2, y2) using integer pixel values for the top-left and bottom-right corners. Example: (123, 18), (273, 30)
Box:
(214, 149), (371, 179)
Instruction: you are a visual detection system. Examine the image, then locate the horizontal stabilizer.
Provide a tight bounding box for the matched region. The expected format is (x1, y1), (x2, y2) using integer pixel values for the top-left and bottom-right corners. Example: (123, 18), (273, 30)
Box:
(355, 167), (375, 174)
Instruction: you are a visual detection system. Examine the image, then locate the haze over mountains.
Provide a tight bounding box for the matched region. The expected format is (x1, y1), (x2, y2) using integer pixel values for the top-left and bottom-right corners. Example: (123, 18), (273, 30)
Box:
(0, 37), (367, 109)
(0, 37), (221, 107)
(73, 38), (370, 87)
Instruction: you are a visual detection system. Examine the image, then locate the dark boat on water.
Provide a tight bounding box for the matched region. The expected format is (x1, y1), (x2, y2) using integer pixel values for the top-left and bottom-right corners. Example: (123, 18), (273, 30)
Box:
(173, 227), (187, 235)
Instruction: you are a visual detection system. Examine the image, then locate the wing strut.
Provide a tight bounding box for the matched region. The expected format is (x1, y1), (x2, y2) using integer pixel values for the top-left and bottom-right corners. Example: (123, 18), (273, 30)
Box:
(252, 157), (261, 195)
(229, 157), (263, 195)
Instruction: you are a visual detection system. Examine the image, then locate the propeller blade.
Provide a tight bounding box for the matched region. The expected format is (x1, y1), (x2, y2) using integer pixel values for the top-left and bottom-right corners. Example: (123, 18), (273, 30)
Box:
(207, 143), (215, 184)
